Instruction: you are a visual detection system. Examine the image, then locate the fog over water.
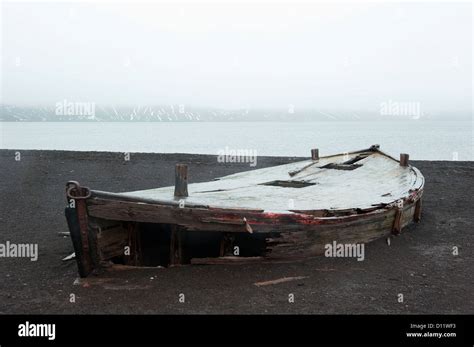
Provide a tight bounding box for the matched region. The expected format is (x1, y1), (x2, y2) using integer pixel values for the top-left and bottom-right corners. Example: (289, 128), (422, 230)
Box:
(1, 1), (472, 116)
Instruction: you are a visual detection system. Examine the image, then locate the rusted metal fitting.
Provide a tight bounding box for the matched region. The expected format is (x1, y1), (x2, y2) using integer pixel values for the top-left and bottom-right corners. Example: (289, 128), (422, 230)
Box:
(66, 181), (91, 200)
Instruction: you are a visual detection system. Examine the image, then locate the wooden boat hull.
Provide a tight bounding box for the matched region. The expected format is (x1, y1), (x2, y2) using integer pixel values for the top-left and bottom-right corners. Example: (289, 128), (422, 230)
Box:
(64, 146), (424, 277)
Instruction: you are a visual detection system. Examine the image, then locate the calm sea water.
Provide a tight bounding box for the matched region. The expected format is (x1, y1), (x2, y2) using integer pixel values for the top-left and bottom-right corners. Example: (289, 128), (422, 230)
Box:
(0, 121), (472, 160)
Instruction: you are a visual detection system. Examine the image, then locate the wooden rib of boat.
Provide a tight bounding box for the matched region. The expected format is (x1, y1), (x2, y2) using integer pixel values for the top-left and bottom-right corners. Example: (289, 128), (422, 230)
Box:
(64, 145), (424, 277)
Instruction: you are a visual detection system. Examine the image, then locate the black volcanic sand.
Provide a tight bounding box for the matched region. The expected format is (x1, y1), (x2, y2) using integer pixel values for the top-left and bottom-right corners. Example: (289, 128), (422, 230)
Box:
(0, 149), (472, 314)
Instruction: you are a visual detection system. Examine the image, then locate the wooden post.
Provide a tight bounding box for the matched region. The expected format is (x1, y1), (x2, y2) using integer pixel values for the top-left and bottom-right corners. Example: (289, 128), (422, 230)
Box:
(400, 153), (409, 167)
(174, 164), (188, 197)
(311, 149), (319, 160)
(414, 198), (422, 222)
(170, 225), (183, 266)
(392, 208), (403, 234)
(126, 222), (140, 266)
(219, 233), (234, 257)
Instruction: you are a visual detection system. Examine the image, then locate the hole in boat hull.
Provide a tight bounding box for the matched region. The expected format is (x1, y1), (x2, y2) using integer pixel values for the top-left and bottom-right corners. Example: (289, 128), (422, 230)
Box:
(260, 180), (315, 188)
(321, 163), (362, 170)
(104, 222), (270, 267)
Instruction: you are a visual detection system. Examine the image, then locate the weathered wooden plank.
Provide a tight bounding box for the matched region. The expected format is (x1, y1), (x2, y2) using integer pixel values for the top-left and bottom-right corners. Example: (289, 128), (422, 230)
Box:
(191, 256), (263, 265)
(96, 224), (128, 260)
(87, 193), (419, 235)
(266, 204), (416, 257)
(87, 198), (249, 232)
(254, 276), (308, 287)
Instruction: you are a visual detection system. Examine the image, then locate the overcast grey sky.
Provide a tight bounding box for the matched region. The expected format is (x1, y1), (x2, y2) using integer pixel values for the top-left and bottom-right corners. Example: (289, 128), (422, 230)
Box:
(1, 1), (472, 112)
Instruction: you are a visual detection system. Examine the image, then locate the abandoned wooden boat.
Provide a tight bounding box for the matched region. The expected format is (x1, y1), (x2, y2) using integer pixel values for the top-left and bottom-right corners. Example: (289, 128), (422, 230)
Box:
(65, 145), (424, 277)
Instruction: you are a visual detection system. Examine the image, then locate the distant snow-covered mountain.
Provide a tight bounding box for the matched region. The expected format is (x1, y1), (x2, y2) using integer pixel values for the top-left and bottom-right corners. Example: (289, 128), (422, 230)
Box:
(0, 104), (449, 122)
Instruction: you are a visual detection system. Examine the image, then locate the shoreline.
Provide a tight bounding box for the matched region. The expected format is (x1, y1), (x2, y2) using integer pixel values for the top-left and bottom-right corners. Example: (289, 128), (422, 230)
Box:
(1, 148), (472, 163)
